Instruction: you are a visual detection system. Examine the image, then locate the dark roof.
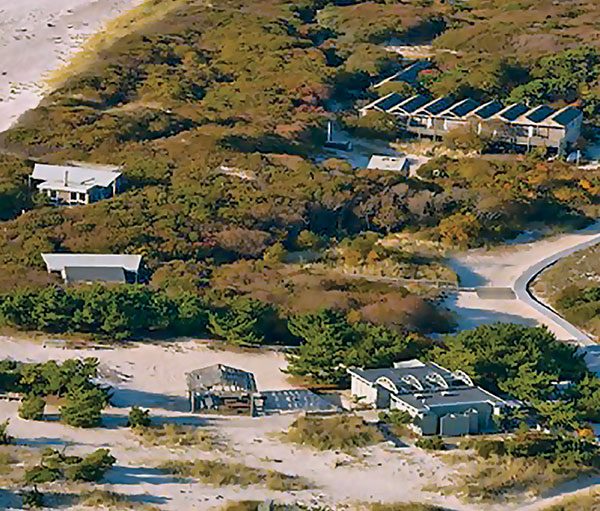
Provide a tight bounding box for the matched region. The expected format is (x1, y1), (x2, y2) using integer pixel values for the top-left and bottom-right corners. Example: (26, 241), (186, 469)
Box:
(261, 389), (340, 413)
(394, 386), (506, 411)
(63, 266), (125, 284)
(448, 98), (481, 117)
(552, 107), (582, 126)
(186, 364), (257, 394)
(422, 96), (455, 115)
(526, 105), (555, 123)
(399, 94), (431, 114)
(499, 103), (529, 121)
(394, 60), (431, 83)
(472, 100), (504, 119)
(373, 93), (405, 112)
(350, 361), (468, 394)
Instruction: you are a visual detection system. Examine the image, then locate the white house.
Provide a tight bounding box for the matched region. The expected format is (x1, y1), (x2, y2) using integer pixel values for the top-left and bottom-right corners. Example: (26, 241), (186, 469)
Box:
(41, 253), (142, 285)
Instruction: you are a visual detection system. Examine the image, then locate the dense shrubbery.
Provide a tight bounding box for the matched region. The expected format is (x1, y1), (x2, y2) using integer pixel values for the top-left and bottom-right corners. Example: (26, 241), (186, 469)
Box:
(0, 285), (208, 339)
(429, 323), (600, 427)
(0, 357), (110, 428)
(127, 406), (151, 428)
(415, 436), (446, 451)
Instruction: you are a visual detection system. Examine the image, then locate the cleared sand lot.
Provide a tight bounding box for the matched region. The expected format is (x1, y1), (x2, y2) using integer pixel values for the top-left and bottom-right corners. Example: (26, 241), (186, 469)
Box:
(0, 0), (142, 132)
(1, 336), (598, 511)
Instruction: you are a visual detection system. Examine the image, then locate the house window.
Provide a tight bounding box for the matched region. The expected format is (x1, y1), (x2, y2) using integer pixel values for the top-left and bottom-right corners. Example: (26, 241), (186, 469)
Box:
(70, 192), (78, 201)
(49, 190), (57, 199)
(78, 192), (86, 202)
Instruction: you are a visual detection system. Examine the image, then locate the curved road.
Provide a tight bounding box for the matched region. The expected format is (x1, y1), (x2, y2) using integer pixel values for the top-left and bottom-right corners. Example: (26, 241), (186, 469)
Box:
(446, 221), (600, 346)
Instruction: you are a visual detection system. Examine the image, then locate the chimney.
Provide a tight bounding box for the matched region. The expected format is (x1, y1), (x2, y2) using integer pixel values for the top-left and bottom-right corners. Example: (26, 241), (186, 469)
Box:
(64, 170), (69, 186)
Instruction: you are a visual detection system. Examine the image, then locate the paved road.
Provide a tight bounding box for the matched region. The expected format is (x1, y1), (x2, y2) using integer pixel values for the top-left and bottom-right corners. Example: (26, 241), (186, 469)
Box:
(446, 221), (600, 345)
(513, 232), (600, 345)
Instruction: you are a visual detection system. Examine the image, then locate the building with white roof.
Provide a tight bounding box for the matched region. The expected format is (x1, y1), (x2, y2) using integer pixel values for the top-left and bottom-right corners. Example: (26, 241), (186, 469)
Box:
(41, 253), (142, 285)
(367, 155), (408, 174)
(30, 163), (122, 206)
(360, 93), (583, 154)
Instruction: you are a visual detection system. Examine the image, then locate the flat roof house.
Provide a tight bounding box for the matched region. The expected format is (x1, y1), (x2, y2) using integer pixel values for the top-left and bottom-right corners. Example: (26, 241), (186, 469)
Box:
(360, 93), (583, 154)
(349, 359), (508, 436)
(41, 253), (142, 285)
(30, 163), (122, 206)
(367, 155), (408, 174)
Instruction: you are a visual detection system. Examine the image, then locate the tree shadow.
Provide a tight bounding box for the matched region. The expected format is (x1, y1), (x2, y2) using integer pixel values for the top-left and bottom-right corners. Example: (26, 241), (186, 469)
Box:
(445, 258), (488, 287)
(110, 388), (190, 412)
(103, 465), (187, 485)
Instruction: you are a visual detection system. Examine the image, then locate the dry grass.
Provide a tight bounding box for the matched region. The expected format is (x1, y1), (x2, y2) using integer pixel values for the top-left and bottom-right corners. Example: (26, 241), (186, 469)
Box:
(284, 414), (384, 452)
(361, 504), (449, 511)
(0, 446), (39, 485)
(79, 490), (161, 510)
(449, 456), (573, 501)
(540, 488), (600, 511)
(158, 459), (313, 491)
(133, 423), (222, 450)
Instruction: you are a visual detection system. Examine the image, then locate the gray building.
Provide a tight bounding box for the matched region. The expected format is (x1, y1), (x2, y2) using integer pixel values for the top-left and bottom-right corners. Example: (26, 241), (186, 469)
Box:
(359, 94), (583, 155)
(186, 364), (258, 412)
(30, 163), (122, 206)
(348, 359), (508, 436)
(41, 253), (142, 285)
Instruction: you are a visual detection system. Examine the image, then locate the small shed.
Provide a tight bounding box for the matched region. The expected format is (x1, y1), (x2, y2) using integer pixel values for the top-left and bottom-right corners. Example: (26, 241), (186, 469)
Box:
(367, 155), (408, 174)
(186, 364), (257, 412)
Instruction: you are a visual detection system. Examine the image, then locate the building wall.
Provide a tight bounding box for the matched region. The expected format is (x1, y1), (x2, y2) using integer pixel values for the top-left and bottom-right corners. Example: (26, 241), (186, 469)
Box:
(350, 376), (378, 406)
(428, 402), (494, 430)
(413, 412), (438, 435)
(440, 413), (470, 436)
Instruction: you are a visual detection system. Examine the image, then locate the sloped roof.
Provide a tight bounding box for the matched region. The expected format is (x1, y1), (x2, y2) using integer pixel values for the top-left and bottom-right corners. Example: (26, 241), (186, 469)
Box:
(32, 164), (121, 189)
(419, 96), (455, 116)
(525, 105), (555, 123)
(471, 100), (504, 119)
(497, 103), (529, 121)
(42, 254), (142, 273)
(360, 93), (406, 113)
(64, 266), (126, 284)
(551, 106), (582, 126)
(396, 94), (431, 114)
(186, 364), (257, 393)
(447, 98), (481, 117)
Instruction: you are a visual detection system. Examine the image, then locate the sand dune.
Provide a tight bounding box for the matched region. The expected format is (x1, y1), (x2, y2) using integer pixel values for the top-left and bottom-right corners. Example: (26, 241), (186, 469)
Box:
(0, 0), (142, 133)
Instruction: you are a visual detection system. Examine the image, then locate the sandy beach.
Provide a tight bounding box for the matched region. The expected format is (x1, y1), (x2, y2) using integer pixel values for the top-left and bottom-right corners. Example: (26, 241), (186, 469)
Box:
(0, 0), (142, 133)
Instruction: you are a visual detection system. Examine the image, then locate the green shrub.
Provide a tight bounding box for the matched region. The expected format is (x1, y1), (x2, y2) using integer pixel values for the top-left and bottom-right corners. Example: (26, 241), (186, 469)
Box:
(24, 466), (62, 484)
(21, 488), (44, 509)
(379, 410), (412, 426)
(127, 406), (151, 428)
(64, 448), (116, 482)
(0, 421), (12, 445)
(60, 387), (107, 428)
(19, 395), (45, 421)
(475, 439), (506, 459)
(415, 435), (446, 451)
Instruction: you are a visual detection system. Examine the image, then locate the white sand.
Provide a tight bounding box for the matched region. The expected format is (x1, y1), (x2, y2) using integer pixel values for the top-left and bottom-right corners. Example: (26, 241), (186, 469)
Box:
(446, 222), (600, 341)
(0, 0), (143, 133)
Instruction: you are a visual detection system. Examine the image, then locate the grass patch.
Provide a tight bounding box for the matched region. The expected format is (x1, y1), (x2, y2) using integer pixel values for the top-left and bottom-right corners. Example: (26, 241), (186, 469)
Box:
(366, 504), (450, 511)
(79, 490), (160, 510)
(453, 456), (571, 501)
(159, 459), (313, 491)
(284, 414), (383, 452)
(540, 488), (600, 510)
(133, 424), (221, 449)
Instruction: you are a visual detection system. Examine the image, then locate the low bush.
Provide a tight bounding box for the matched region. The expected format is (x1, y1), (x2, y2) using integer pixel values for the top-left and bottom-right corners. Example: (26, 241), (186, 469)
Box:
(159, 459), (312, 490)
(284, 415), (383, 452)
(24, 448), (115, 484)
(79, 490), (160, 510)
(60, 387), (108, 428)
(0, 421), (12, 445)
(474, 439), (506, 459)
(21, 487), (44, 509)
(127, 406), (151, 428)
(415, 436), (446, 451)
(19, 395), (45, 421)
(133, 423), (219, 449)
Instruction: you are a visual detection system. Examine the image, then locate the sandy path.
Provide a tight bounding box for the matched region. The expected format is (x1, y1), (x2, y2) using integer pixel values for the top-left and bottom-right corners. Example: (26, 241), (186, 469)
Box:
(0, 0), (143, 133)
(445, 221), (600, 342)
